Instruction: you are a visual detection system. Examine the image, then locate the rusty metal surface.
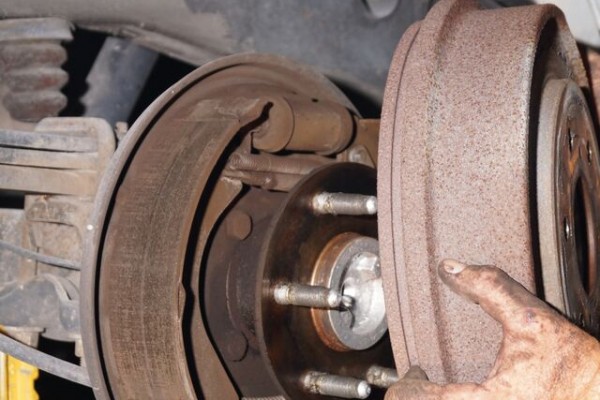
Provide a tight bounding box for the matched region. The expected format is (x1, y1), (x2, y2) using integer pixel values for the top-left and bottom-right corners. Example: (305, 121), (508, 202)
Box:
(258, 163), (392, 400)
(0, 18), (72, 122)
(0, 111), (117, 384)
(204, 187), (286, 398)
(341, 119), (379, 168)
(99, 97), (266, 400)
(80, 53), (358, 400)
(189, 176), (242, 400)
(207, 165), (391, 398)
(0, 115), (115, 346)
(252, 96), (354, 155)
(0, 118), (114, 196)
(224, 153), (333, 192)
(537, 78), (600, 334)
(0, 209), (23, 286)
(379, 0), (588, 384)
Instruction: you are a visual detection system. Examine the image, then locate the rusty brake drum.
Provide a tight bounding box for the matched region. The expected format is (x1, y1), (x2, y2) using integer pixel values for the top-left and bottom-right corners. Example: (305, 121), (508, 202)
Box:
(378, 0), (600, 385)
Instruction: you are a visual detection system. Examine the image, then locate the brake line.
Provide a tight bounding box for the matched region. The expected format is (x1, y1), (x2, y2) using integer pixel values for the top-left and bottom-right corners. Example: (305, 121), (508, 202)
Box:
(0, 239), (80, 270)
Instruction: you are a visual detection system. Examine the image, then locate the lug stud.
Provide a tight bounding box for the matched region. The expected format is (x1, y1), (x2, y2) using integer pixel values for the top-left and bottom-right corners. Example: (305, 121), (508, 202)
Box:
(312, 192), (377, 216)
(273, 283), (342, 309)
(366, 366), (399, 388)
(302, 371), (371, 399)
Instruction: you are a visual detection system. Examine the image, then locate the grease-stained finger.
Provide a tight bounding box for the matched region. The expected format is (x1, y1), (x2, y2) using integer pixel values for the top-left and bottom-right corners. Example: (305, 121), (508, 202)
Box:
(437, 260), (552, 331)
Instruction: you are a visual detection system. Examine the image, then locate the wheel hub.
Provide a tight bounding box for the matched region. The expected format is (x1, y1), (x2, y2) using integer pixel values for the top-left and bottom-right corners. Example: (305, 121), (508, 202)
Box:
(311, 233), (386, 352)
(258, 163), (392, 399)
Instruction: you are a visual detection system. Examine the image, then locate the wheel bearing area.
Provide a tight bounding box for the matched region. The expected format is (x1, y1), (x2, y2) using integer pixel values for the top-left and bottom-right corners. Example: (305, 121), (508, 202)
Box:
(311, 233), (386, 352)
(258, 163), (393, 399)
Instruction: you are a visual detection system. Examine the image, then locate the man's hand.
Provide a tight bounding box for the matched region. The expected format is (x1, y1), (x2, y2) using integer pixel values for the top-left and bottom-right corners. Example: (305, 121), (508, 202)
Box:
(385, 260), (600, 400)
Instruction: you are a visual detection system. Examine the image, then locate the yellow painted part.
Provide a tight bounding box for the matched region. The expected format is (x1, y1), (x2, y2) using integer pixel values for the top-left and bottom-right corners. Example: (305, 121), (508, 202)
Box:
(0, 353), (38, 400)
(0, 353), (7, 400)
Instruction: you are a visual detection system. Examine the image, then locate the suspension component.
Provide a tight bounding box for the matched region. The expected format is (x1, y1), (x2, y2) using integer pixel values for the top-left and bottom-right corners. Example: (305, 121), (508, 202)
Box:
(0, 116), (115, 342)
(0, 118), (114, 196)
(0, 18), (72, 122)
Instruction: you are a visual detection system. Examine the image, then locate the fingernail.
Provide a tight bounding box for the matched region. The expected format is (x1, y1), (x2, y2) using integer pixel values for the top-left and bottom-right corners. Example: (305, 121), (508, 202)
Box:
(441, 259), (466, 274)
(404, 366), (428, 381)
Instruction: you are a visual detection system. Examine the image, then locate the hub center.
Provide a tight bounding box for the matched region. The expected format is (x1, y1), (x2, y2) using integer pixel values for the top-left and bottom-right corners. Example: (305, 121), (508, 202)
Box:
(312, 233), (387, 351)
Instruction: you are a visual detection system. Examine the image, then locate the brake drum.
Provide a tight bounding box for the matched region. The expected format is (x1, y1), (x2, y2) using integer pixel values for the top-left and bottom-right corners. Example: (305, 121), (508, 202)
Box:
(378, 0), (599, 384)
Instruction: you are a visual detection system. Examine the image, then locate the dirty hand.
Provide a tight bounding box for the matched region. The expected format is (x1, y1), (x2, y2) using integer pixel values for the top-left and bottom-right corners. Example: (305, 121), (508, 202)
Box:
(386, 260), (600, 400)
